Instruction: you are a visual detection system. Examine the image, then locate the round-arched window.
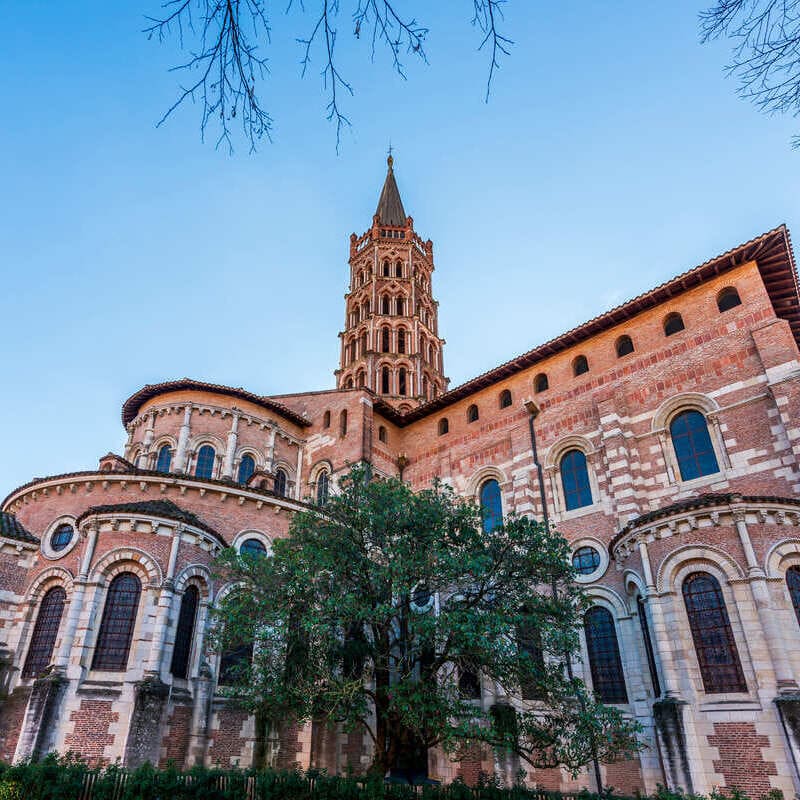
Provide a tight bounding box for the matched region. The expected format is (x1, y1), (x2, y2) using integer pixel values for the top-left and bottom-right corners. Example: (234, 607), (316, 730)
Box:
(316, 471), (330, 506)
(240, 538), (267, 557)
(572, 546), (601, 575)
(237, 454), (256, 485)
(155, 444), (173, 473)
(479, 479), (502, 533)
(274, 468), (287, 497)
(51, 524), (74, 552)
(194, 445), (216, 479)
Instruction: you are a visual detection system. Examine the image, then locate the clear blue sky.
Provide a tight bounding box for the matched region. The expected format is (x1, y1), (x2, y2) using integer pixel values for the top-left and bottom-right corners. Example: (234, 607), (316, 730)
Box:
(1, 1), (798, 495)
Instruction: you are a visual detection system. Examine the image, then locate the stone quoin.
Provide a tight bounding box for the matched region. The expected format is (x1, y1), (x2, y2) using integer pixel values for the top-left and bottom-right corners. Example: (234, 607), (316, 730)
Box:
(1, 158), (800, 796)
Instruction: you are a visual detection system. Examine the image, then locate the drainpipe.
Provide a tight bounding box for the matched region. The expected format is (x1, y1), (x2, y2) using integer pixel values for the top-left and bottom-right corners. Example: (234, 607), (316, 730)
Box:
(525, 399), (603, 792)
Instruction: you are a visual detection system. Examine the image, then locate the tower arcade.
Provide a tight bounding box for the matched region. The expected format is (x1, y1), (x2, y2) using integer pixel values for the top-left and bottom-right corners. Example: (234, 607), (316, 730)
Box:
(337, 156), (448, 410)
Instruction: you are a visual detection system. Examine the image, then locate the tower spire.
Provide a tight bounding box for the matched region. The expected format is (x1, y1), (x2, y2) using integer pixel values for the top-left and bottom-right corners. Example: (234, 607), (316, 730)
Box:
(375, 153), (406, 226)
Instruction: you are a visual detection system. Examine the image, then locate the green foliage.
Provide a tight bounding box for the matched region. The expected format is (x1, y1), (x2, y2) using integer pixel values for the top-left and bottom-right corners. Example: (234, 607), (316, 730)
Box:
(212, 464), (641, 775)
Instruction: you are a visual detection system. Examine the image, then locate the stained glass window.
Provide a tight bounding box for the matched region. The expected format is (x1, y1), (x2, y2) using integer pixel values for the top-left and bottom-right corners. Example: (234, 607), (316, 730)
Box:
(274, 469), (287, 497)
(480, 479), (502, 533)
(572, 546), (601, 575)
(194, 445), (216, 480)
(787, 567), (800, 627)
(155, 444), (172, 473)
(51, 524), (74, 552)
(22, 586), (66, 679)
(92, 573), (141, 671)
(237, 454), (255, 485)
(317, 472), (329, 506)
(560, 450), (592, 511)
(584, 606), (628, 703)
(170, 585), (199, 679)
(670, 410), (719, 481)
(240, 538), (267, 557)
(682, 572), (746, 694)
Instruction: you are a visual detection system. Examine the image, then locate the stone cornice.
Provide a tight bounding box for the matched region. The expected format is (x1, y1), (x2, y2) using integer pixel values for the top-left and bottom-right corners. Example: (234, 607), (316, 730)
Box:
(2, 470), (313, 522)
(611, 494), (800, 563)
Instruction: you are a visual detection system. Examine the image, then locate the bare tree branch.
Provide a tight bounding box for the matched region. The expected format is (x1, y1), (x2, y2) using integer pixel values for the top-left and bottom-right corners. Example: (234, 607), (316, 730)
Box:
(701, 0), (800, 147)
(144, 1), (512, 151)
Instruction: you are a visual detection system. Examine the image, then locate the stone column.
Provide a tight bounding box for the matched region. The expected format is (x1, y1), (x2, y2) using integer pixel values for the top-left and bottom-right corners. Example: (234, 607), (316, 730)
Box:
(733, 509), (797, 691)
(55, 524), (99, 669)
(173, 406), (193, 473)
(267, 428), (277, 473)
(295, 445), (304, 500)
(145, 526), (182, 678)
(221, 411), (240, 480)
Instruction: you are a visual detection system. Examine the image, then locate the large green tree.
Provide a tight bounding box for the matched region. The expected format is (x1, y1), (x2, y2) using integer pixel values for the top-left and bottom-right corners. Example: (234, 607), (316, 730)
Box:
(212, 465), (639, 781)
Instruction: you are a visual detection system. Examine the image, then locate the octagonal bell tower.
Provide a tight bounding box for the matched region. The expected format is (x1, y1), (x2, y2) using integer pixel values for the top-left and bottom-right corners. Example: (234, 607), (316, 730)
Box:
(337, 156), (449, 411)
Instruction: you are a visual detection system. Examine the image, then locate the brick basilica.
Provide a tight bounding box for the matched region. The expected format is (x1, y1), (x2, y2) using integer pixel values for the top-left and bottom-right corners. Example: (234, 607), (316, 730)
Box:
(2, 157), (800, 796)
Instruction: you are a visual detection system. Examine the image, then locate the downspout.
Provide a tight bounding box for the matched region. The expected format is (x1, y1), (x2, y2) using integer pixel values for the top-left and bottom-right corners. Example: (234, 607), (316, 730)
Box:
(525, 400), (603, 792)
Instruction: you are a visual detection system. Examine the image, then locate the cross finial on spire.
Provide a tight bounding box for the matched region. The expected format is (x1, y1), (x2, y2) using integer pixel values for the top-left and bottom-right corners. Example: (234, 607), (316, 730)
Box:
(387, 141), (393, 169)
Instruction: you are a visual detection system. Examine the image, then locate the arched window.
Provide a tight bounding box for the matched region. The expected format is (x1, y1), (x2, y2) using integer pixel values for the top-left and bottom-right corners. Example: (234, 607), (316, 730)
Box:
(170, 585), (199, 679)
(396, 261), (403, 278)
(479, 479), (502, 533)
(381, 366), (390, 394)
(458, 669), (481, 700)
(664, 312), (685, 336)
(670, 410), (719, 481)
(237, 454), (255, 485)
(92, 573), (142, 671)
(356, 370), (365, 387)
(381, 295), (390, 315)
(378, 426), (388, 443)
(717, 286), (742, 312)
(573, 355), (589, 376)
(51, 523), (74, 552)
(422, 376), (429, 399)
(396, 297), (404, 316)
(340, 410), (348, 437)
(398, 368), (407, 396)
(398, 328), (406, 354)
(194, 445), (216, 480)
(22, 586), (66, 679)
(345, 377), (354, 389)
(240, 538), (267, 557)
(155, 444), (172, 473)
(467, 404), (479, 423)
(360, 331), (368, 355)
(438, 418), (449, 435)
(316, 471), (330, 506)
(381, 327), (391, 353)
(323, 410), (331, 428)
(517, 618), (545, 701)
(615, 335), (634, 357)
(584, 607), (628, 703)
(534, 373), (549, 393)
(499, 389), (512, 408)
(219, 641), (254, 686)
(349, 340), (357, 362)
(362, 301), (369, 319)
(274, 468), (287, 497)
(383, 260), (390, 277)
(682, 572), (746, 693)
(559, 449), (592, 511)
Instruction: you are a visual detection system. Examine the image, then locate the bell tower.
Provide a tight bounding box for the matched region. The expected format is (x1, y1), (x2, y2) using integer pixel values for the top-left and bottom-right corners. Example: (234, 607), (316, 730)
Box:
(337, 155), (449, 411)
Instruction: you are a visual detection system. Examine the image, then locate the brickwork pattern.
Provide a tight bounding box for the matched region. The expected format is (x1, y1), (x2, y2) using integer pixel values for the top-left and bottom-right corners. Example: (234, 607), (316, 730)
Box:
(159, 705), (192, 768)
(63, 700), (119, 766)
(707, 723), (778, 796)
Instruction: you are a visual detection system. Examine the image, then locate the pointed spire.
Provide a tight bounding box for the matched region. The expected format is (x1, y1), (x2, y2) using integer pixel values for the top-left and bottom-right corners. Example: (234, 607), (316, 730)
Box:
(375, 154), (406, 226)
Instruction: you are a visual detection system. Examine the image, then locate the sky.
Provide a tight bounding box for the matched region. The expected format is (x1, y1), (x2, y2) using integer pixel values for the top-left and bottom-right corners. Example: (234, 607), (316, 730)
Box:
(1, 1), (799, 495)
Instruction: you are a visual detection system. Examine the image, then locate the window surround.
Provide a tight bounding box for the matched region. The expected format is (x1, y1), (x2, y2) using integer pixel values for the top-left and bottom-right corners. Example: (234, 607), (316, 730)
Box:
(41, 516), (80, 560)
(652, 393), (729, 487)
(232, 530), (273, 556)
(570, 537), (609, 583)
(581, 602), (629, 705)
(546, 435), (602, 519)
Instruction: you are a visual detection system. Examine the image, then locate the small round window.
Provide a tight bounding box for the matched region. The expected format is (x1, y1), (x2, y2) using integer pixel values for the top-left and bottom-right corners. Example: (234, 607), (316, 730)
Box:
(239, 538), (267, 557)
(51, 524), (74, 552)
(572, 546), (601, 575)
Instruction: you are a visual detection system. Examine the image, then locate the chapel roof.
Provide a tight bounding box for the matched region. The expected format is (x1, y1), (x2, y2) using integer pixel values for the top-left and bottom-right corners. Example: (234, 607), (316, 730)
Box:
(77, 499), (223, 543)
(375, 155), (407, 226)
(121, 378), (311, 428)
(0, 511), (38, 544)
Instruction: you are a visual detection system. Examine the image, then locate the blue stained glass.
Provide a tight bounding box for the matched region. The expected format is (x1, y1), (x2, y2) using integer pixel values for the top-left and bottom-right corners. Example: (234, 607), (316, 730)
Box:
(238, 455), (255, 485)
(560, 450), (592, 511)
(155, 445), (172, 473)
(479, 479), (502, 533)
(670, 410), (719, 481)
(195, 445), (216, 479)
(274, 469), (287, 496)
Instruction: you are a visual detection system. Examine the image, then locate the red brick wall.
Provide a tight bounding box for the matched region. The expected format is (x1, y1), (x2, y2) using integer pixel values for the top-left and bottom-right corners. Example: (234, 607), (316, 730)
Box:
(63, 699), (118, 766)
(159, 704), (192, 768)
(207, 708), (248, 767)
(0, 687), (30, 762)
(604, 758), (644, 795)
(708, 723), (778, 796)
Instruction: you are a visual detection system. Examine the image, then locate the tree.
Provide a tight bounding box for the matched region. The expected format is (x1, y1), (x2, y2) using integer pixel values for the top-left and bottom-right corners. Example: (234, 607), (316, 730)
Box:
(212, 465), (640, 783)
(143, 1), (511, 152)
(701, 0), (800, 147)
